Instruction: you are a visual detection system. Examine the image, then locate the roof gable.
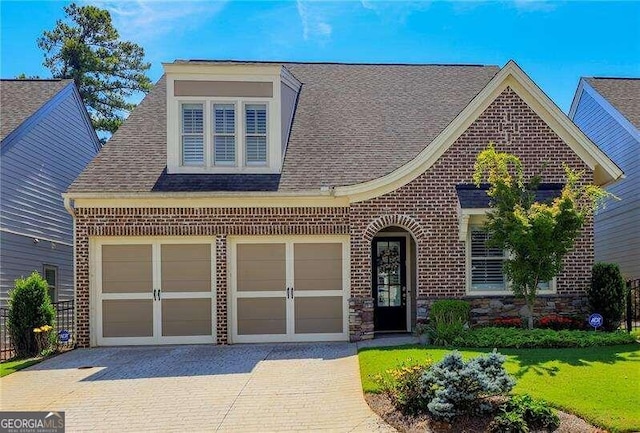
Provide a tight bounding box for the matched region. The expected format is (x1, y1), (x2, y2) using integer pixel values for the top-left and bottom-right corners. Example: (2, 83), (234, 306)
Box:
(0, 79), (72, 142)
(335, 61), (624, 202)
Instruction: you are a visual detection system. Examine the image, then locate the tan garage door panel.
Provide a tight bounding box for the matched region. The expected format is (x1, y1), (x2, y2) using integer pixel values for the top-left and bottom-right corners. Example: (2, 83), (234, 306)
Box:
(237, 298), (286, 335)
(294, 243), (342, 291)
(162, 299), (212, 336)
(294, 296), (343, 334)
(102, 245), (152, 293)
(161, 244), (211, 292)
(103, 299), (153, 337)
(237, 244), (286, 291)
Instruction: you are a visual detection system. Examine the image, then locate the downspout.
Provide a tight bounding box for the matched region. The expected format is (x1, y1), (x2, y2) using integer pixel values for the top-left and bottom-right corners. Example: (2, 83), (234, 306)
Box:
(63, 196), (78, 346)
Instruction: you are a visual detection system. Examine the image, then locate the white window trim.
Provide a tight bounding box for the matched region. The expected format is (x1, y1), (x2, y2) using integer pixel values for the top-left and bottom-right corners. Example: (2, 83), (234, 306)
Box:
(462, 212), (556, 296)
(166, 72), (282, 175)
(180, 101), (206, 167)
(243, 102), (269, 167)
(212, 101), (238, 167)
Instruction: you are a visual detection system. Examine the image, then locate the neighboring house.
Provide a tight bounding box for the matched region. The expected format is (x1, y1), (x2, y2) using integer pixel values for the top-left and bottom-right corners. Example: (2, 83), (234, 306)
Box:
(66, 60), (622, 347)
(569, 78), (639, 280)
(0, 79), (100, 305)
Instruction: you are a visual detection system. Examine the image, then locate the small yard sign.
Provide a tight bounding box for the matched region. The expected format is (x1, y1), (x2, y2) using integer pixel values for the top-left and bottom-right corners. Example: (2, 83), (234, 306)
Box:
(588, 313), (603, 330)
(58, 329), (71, 343)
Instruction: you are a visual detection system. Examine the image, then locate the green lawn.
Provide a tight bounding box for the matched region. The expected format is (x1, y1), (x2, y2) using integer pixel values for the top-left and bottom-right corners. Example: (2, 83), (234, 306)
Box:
(359, 344), (640, 432)
(0, 358), (42, 377)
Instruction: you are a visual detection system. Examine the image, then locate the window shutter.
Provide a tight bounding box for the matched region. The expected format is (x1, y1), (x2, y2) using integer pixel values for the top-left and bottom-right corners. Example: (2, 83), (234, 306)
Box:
(214, 104), (236, 164)
(181, 104), (204, 165)
(245, 104), (267, 163)
(470, 229), (505, 290)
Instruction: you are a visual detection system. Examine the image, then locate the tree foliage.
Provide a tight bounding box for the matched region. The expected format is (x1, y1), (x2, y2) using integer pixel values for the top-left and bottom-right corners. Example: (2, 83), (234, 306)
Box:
(37, 2), (152, 136)
(8, 272), (55, 358)
(473, 143), (611, 328)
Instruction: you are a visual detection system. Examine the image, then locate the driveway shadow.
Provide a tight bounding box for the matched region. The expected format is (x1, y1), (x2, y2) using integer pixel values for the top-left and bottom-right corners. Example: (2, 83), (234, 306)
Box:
(26, 342), (356, 381)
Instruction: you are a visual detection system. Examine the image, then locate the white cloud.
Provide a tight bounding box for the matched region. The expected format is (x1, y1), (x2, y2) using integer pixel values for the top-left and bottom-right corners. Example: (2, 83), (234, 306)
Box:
(360, 1), (430, 22)
(296, 0), (332, 41)
(512, 0), (558, 12)
(88, 1), (227, 42)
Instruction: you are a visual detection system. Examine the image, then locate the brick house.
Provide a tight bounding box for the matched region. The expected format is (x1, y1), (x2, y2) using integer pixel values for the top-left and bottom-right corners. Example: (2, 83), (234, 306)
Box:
(66, 60), (622, 347)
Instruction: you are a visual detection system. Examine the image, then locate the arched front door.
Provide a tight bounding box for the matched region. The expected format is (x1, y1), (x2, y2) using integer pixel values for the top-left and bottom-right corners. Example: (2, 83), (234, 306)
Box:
(372, 236), (407, 331)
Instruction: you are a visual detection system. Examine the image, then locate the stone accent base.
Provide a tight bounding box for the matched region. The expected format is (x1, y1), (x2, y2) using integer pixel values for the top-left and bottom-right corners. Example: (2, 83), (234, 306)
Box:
(417, 295), (590, 326)
(349, 297), (374, 341)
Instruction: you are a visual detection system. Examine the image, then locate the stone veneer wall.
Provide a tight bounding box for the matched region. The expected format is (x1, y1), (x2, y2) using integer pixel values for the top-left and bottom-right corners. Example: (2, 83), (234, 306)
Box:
(73, 87), (596, 346)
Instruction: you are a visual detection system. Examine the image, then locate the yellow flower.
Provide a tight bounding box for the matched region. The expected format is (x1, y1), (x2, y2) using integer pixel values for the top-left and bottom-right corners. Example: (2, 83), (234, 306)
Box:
(33, 328), (42, 333)
(41, 325), (53, 331)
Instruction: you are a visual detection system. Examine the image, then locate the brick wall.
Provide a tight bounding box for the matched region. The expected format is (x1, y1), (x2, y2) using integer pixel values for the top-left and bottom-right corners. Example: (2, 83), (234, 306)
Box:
(73, 207), (349, 347)
(73, 87), (595, 346)
(349, 87), (594, 338)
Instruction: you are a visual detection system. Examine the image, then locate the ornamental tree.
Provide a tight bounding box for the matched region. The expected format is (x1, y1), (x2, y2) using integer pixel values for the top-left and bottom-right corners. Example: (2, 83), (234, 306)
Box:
(472, 143), (611, 329)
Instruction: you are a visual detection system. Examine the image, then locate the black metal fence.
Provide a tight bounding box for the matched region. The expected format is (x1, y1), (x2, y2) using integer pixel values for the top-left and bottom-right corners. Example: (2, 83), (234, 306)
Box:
(624, 278), (640, 333)
(0, 300), (75, 361)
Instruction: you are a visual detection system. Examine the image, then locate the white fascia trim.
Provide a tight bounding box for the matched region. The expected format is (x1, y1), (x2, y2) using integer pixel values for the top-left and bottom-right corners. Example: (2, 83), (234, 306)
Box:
(163, 63), (283, 76)
(334, 61), (623, 203)
(63, 190), (332, 199)
(281, 66), (302, 91)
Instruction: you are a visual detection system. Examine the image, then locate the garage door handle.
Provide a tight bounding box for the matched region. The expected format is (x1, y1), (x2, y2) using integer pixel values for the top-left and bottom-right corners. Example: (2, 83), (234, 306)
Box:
(291, 287), (294, 299)
(286, 287), (290, 298)
(153, 289), (156, 301)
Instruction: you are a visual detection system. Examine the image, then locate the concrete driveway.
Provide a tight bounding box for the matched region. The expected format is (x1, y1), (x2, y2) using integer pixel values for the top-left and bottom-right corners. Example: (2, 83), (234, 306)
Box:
(0, 343), (394, 432)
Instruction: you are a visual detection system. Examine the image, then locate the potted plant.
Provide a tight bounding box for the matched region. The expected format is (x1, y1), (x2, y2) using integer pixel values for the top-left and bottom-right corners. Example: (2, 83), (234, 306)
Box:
(414, 320), (430, 345)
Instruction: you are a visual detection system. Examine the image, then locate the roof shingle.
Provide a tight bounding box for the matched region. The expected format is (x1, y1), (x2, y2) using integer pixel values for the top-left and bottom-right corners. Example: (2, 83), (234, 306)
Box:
(69, 61), (499, 193)
(586, 77), (640, 130)
(1, 79), (72, 142)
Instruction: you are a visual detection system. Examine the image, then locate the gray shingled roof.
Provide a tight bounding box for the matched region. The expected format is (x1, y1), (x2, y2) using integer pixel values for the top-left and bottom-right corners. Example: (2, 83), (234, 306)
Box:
(1, 79), (72, 142)
(70, 61), (499, 193)
(456, 183), (564, 208)
(587, 77), (640, 130)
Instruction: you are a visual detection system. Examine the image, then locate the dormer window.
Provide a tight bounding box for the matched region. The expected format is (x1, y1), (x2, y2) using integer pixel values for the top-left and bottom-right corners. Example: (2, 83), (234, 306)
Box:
(181, 103), (204, 165)
(213, 103), (236, 165)
(165, 62), (302, 174)
(245, 104), (267, 165)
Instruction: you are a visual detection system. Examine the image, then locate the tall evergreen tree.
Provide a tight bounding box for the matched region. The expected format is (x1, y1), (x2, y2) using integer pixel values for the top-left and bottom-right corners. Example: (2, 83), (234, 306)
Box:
(38, 2), (152, 136)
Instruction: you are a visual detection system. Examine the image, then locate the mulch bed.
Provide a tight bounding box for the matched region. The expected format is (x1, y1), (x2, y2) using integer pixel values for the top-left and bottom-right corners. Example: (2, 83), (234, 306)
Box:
(365, 393), (608, 433)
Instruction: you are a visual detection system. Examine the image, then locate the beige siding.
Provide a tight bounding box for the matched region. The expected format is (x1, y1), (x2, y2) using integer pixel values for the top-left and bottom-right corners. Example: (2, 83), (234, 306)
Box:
(102, 299), (153, 337)
(161, 244), (211, 292)
(237, 243), (286, 291)
(161, 299), (212, 336)
(237, 298), (286, 335)
(174, 80), (273, 97)
(294, 243), (342, 291)
(102, 245), (152, 293)
(294, 297), (342, 334)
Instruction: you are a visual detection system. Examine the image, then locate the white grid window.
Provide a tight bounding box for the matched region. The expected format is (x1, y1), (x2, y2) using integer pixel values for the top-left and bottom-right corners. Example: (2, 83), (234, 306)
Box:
(181, 103), (204, 165)
(245, 104), (267, 164)
(470, 227), (506, 291)
(213, 104), (236, 165)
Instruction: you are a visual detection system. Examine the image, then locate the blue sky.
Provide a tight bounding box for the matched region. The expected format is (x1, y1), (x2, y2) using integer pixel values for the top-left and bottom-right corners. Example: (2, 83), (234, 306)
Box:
(1, 1), (639, 111)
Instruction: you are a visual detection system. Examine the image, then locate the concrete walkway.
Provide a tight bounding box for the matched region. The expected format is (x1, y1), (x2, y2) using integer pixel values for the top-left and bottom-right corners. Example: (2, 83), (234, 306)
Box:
(0, 343), (396, 432)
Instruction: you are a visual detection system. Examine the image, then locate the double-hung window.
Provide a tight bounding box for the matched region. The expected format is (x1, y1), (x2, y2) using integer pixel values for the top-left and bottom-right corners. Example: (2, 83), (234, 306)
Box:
(213, 104), (236, 165)
(181, 103), (204, 165)
(469, 226), (506, 291)
(245, 104), (267, 165)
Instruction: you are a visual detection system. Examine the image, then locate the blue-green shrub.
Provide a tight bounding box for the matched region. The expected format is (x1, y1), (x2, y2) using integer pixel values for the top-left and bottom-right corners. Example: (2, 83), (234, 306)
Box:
(423, 351), (515, 421)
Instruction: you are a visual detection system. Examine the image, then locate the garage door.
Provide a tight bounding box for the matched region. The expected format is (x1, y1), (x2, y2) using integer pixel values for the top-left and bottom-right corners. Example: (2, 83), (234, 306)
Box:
(94, 238), (215, 346)
(229, 236), (349, 343)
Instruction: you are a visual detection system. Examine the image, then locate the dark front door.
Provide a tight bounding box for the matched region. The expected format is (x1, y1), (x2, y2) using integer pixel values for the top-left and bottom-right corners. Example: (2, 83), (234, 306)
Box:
(372, 237), (407, 332)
